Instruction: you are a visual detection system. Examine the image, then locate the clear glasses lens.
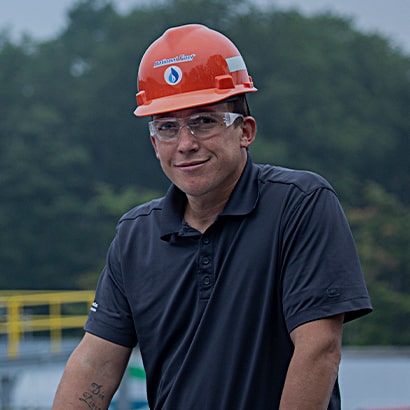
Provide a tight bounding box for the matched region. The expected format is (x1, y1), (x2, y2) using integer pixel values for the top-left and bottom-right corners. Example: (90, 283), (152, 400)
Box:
(149, 112), (243, 141)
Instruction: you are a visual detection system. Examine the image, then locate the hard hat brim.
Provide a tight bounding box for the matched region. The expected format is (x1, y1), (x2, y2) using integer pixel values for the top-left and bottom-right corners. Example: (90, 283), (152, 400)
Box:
(134, 86), (257, 117)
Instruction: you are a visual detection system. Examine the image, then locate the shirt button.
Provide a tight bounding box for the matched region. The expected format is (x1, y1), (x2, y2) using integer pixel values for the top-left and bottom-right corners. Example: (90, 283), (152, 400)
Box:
(202, 276), (211, 286)
(202, 257), (210, 265)
(202, 237), (210, 245)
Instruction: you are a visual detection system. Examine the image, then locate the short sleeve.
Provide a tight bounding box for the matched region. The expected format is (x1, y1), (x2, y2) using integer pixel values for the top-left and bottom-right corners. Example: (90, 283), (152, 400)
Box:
(85, 234), (138, 348)
(281, 187), (372, 333)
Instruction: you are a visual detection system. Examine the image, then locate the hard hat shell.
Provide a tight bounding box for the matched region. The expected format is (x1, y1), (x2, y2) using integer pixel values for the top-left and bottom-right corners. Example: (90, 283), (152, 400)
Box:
(134, 24), (257, 117)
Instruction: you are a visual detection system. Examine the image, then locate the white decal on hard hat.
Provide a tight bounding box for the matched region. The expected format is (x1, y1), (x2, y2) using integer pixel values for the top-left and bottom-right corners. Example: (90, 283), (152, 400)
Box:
(164, 66), (183, 85)
(226, 56), (247, 73)
(154, 54), (196, 68)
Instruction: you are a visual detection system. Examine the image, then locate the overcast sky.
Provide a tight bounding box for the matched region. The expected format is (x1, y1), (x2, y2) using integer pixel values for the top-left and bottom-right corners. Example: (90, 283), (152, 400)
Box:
(1, 0), (409, 53)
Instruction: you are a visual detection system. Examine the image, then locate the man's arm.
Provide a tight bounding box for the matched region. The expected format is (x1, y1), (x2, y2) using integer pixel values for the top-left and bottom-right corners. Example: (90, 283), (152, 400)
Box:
(280, 314), (344, 409)
(52, 332), (132, 409)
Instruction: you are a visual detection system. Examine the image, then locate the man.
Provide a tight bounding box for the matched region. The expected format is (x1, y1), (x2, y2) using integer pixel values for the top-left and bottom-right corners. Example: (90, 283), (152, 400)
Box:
(53, 24), (372, 409)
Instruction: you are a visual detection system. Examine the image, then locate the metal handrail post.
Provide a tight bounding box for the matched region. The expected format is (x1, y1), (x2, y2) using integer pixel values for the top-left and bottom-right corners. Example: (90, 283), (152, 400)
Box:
(7, 299), (20, 358)
(50, 301), (62, 353)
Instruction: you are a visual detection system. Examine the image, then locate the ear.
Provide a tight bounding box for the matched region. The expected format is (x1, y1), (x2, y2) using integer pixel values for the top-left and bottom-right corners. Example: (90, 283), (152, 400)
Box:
(150, 135), (160, 159)
(240, 116), (257, 148)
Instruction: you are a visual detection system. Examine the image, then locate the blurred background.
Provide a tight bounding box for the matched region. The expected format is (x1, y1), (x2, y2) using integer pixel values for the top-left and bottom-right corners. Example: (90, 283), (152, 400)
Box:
(0, 0), (409, 408)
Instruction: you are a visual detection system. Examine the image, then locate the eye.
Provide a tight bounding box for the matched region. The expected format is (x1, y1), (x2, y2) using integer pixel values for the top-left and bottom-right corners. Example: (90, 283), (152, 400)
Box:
(189, 113), (220, 129)
(157, 120), (178, 132)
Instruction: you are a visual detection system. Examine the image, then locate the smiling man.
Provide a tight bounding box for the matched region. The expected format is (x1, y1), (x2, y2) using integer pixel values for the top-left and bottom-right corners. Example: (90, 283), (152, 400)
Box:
(53, 24), (372, 410)
(149, 105), (255, 232)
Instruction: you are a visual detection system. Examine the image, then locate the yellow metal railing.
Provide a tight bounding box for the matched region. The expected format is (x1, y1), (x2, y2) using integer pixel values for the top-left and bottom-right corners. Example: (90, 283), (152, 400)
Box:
(0, 290), (95, 358)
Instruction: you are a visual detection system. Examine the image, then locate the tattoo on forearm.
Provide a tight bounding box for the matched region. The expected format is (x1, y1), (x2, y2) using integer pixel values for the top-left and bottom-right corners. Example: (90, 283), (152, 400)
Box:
(79, 382), (106, 409)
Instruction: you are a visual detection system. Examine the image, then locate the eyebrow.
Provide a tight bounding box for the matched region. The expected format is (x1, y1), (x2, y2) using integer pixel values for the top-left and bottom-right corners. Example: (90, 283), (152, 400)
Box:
(153, 103), (230, 120)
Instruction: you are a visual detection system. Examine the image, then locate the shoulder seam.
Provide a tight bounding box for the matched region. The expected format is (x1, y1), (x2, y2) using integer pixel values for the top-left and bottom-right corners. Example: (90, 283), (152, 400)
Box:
(119, 204), (163, 224)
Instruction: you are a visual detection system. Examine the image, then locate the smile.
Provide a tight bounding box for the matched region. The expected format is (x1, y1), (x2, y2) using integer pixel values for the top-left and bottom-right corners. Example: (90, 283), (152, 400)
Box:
(175, 158), (210, 169)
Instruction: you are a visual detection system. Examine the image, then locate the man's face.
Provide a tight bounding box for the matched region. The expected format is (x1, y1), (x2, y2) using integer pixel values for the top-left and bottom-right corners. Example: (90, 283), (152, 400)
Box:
(150, 102), (256, 201)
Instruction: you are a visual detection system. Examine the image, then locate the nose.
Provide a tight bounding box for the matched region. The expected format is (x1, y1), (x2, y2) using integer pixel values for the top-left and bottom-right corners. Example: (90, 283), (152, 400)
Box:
(177, 125), (199, 151)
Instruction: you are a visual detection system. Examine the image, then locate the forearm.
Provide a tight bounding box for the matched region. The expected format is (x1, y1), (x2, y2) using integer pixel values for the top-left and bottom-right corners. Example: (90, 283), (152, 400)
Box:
(279, 346), (340, 409)
(280, 315), (344, 409)
(53, 355), (116, 409)
(53, 333), (131, 409)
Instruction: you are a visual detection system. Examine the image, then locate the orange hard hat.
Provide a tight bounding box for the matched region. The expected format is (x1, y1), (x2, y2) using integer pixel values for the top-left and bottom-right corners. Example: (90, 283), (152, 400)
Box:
(134, 24), (257, 117)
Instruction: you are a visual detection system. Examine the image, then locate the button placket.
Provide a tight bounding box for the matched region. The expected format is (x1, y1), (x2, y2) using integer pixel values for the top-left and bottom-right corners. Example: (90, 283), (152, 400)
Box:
(198, 235), (214, 299)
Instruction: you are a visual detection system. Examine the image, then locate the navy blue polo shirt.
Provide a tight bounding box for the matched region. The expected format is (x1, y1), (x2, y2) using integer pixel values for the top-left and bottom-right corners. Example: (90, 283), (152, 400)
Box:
(85, 155), (372, 409)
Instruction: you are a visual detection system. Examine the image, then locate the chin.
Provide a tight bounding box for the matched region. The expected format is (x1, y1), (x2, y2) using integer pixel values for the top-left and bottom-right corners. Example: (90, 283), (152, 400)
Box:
(178, 183), (209, 197)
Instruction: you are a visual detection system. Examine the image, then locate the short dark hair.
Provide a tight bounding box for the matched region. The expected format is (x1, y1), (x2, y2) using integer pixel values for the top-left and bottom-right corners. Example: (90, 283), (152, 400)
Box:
(200, 94), (251, 117)
(230, 94), (251, 117)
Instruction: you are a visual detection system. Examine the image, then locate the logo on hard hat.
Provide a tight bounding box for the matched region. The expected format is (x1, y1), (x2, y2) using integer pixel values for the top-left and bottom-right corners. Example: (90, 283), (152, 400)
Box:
(164, 66), (182, 86)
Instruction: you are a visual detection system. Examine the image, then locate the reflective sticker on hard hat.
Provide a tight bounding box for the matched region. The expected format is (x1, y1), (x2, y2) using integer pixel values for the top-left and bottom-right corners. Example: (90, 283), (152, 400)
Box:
(226, 56), (247, 73)
(164, 66), (183, 85)
(154, 54), (196, 68)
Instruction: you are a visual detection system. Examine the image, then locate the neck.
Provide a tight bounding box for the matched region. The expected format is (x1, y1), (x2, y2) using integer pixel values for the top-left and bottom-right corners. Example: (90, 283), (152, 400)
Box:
(183, 153), (248, 233)
(184, 194), (228, 233)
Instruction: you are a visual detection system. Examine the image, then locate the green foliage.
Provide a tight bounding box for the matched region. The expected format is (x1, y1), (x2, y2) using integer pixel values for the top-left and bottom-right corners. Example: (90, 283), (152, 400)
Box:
(343, 183), (410, 345)
(348, 183), (410, 290)
(234, 9), (410, 205)
(0, 0), (408, 344)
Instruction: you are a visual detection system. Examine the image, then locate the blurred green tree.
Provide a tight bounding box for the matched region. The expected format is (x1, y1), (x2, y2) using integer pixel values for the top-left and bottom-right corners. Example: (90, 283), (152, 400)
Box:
(0, 0), (408, 344)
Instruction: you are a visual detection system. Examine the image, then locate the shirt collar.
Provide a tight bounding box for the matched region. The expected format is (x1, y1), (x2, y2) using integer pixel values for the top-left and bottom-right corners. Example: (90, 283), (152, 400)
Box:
(160, 155), (260, 240)
(220, 154), (260, 217)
